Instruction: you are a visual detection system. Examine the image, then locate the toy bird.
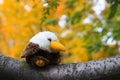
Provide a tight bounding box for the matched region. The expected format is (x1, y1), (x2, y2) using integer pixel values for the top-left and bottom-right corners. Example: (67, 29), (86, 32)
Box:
(21, 31), (65, 67)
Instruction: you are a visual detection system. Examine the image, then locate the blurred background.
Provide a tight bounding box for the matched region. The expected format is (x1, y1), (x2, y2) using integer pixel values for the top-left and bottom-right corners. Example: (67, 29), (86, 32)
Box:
(0, 0), (120, 63)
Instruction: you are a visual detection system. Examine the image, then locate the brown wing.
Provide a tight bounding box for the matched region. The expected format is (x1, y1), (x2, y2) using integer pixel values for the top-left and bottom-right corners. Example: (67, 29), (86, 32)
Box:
(21, 42), (40, 58)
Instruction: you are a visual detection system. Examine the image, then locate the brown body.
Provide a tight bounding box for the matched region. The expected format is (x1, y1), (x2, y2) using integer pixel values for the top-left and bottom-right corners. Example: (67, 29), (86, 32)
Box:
(21, 42), (61, 67)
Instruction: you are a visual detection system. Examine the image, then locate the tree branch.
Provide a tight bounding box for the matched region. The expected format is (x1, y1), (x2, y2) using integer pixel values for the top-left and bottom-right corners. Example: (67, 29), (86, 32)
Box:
(0, 54), (120, 80)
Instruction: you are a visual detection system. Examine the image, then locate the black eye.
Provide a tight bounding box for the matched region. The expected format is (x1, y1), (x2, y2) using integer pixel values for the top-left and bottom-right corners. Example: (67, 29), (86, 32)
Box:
(48, 38), (52, 42)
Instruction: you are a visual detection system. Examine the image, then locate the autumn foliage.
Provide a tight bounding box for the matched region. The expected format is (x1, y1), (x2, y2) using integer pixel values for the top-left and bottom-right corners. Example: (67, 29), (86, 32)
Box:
(0, 0), (119, 63)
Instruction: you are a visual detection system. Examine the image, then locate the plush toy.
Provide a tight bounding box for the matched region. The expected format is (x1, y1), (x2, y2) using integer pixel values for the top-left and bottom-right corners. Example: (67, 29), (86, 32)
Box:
(21, 31), (65, 67)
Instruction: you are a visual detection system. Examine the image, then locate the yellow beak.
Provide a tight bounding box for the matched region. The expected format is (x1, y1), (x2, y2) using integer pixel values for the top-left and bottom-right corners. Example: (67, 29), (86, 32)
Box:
(50, 41), (65, 52)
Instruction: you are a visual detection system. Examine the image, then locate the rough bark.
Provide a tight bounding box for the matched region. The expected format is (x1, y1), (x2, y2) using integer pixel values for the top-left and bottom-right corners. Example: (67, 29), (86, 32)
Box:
(0, 54), (120, 80)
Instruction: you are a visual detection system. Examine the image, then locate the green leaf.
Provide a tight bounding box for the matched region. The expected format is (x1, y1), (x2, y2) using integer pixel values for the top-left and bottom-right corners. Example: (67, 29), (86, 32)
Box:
(65, 0), (77, 8)
(40, 16), (47, 24)
(49, 0), (59, 9)
(70, 11), (82, 24)
(108, 2), (118, 19)
(106, 0), (114, 3)
(45, 18), (58, 25)
(113, 27), (120, 40)
(43, 7), (50, 15)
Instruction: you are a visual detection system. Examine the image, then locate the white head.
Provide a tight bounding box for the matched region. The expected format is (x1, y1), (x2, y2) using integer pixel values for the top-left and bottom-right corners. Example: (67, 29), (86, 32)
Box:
(29, 31), (59, 52)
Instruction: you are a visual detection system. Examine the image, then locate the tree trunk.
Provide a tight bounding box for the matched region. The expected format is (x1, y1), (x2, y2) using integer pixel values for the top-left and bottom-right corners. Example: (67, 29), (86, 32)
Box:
(0, 54), (120, 80)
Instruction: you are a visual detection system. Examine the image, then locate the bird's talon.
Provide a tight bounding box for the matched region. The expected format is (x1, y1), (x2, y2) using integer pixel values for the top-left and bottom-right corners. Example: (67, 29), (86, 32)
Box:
(34, 56), (49, 67)
(35, 59), (46, 67)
